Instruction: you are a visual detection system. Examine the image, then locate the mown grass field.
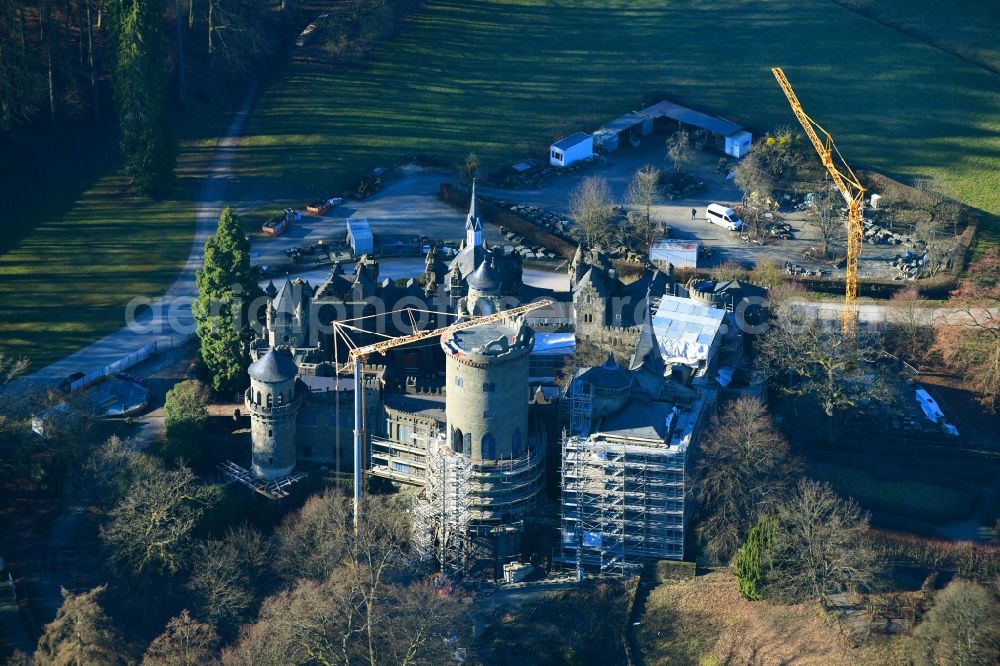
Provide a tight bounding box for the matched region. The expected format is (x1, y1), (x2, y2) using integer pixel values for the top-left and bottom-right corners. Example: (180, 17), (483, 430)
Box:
(0, 110), (229, 369)
(2, 0), (998, 369)
(237, 0), (1000, 247)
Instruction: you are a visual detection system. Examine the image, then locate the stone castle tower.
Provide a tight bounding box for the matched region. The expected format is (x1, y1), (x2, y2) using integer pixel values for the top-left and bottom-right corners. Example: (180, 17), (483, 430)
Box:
(441, 317), (533, 461)
(265, 278), (311, 348)
(245, 348), (301, 480)
(437, 316), (544, 522)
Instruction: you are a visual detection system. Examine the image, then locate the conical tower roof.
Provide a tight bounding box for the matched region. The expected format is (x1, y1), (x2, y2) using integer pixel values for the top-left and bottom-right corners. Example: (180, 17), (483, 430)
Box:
(249, 347), (298, 383)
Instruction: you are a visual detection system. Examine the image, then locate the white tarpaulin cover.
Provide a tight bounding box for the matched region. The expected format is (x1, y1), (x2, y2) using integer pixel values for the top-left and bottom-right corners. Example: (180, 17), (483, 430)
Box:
(651, 295), (725, 367)
(915, 387), (944, 423)
(532, 332), (575, 355)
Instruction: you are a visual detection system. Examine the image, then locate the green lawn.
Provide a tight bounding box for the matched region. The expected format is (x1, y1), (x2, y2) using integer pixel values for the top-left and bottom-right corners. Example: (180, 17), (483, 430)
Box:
(3, 0), (999, 369)
(237, 0), (1000, 241)
(833, 0), (1000, 74)
(809, 461), (975, 524)
(0, 112), (228, 370)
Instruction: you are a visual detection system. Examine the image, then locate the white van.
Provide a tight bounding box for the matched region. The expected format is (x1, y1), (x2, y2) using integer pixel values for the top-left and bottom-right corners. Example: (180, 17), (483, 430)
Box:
(705, 203), (743, 231)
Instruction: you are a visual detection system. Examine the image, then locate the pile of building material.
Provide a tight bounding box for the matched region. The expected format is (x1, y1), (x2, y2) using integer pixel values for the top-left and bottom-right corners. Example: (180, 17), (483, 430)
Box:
(888, 250), (931, 280)
(499, 156), (598, 189)
(863, 218), (913, 246)
(497, 228), (560, 260)
(784, 261), (827, 277)
(506, 203), (573, 237)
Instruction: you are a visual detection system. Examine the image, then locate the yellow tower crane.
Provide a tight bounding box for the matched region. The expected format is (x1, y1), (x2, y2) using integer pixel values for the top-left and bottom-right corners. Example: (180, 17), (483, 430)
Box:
(338, 298), (556, 531)
(772, 67), (866, 340)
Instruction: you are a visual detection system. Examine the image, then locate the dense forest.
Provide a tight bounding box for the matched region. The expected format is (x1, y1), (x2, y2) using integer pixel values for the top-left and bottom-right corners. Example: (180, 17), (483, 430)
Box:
(0, 0), (414, 196)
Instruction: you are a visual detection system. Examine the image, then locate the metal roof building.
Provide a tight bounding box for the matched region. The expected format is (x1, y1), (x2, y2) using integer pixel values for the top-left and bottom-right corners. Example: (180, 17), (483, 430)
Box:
(347, 218), (374, 256)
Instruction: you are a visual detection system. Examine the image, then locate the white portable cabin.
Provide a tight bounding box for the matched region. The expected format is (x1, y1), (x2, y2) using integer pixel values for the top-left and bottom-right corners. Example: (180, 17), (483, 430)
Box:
(649, 239), (699, 269)
(550, 132), (594, 167)
(346, 218), (374, 255)
(724, 130), (752, 158)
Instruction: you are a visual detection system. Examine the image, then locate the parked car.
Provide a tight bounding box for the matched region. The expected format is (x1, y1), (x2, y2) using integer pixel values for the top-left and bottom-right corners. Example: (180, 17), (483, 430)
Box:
(706, 203), (743, 231)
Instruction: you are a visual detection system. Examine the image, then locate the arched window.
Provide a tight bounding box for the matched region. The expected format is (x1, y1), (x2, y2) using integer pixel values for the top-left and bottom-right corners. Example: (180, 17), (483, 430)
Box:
(266, 393), (273, 408)
(452, 428), (463, 453)
(278, 391), (285, 406)
(481, 433), (496, 459)
(256, 391), (262, 405)
(512, 428), (523, 457)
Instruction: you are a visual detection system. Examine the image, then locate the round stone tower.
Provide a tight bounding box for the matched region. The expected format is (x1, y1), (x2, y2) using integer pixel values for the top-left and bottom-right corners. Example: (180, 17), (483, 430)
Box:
(442, 317), (533, 461)
(245, 347), (301, 480)
(439, 317), (543, 522)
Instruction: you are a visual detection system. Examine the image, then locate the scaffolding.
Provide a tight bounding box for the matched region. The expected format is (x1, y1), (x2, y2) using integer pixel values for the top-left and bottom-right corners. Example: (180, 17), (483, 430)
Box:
(217, 461), (308, 500)
(415, 438), (473, 574)
(560, 436), (686, 574)
(568, 378), (593, 438)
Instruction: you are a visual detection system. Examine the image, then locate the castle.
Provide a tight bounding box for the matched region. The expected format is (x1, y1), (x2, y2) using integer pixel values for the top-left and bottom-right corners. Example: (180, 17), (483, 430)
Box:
(242, 182), (753, 572)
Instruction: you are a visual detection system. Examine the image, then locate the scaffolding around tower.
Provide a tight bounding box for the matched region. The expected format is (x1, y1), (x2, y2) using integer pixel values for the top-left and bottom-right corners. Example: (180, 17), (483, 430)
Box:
(414, 437), (473, 574)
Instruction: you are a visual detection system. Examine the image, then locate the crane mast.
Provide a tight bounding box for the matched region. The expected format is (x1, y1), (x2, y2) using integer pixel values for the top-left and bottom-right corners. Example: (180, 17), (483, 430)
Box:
(342, 298), (556, 531)
(772, 67), (866, 339)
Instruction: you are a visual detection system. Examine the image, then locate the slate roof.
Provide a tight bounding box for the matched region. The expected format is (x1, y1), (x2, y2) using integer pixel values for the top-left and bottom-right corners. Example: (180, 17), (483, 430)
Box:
(467, 259), (501, 292)
(577, 354), (633, 391)
(249, 347), (299, 383)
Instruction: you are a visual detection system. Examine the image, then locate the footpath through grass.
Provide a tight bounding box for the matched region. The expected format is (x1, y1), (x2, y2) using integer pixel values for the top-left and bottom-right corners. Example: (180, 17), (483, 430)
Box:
(0, 110), (230, 370)
(238, 0), (1000, 248)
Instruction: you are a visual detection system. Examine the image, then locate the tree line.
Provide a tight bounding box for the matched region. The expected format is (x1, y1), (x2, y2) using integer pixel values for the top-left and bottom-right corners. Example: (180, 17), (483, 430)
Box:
(1, 1), (417, 197)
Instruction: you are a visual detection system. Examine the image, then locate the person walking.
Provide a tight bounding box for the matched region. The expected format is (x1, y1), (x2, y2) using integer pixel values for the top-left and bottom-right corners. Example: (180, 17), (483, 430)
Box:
(691, 207), (697, 221)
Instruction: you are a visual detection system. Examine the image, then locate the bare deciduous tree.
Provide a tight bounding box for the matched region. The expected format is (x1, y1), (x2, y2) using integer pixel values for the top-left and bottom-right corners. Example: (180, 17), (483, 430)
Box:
(223, 495), (463, 666)
(569, 176), (614, 247)
(762, 479), (879, 605)
(35, 586), (125, 666)
(143, 609), (221, 666)
(932, 250), (1000, 412)
(886, 287), (933, 365)
(665, 130), (692, 174)
(624, 165), (662, 245)
(272, 489), (353, 583)
(910, 578), (1000, 666)
(458, 151), (480, 189)
(695, 397), (797, 559)
(187, 526), (272, 634)
(101, 461), (218, 576)
(0, 353), (29, 392)
(756, 304), (891, 442)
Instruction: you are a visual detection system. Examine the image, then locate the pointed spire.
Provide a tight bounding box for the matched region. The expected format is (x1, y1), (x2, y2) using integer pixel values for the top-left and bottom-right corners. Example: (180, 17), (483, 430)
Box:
(573, 244), (583, 265)
(265, 280), (277, 299)
(466, 178), (479, 229)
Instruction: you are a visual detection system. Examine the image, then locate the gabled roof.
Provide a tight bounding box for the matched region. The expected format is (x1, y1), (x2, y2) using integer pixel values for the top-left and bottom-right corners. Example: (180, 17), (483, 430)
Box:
(273, 279), (307, 315)
(630, 296), (665, 375)
(573, 267), (609, 297)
